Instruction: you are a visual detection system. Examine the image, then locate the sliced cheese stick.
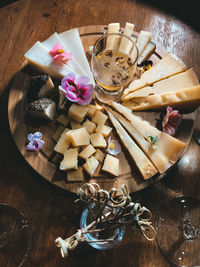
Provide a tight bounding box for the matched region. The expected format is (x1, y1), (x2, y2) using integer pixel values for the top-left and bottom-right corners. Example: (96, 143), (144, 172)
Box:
(107, 107), (171, 173)
(123, 53), (187, 98)
(111, 101), (186, 164)
(105, 108), (157, 180)
(133, 30), (152, 58)
(122, 84), (200, 111)
(43, 32), (88, 79)
(24, 41), (73, 78)
(59, 28), (94, 86)
(119, 22), (135, 54)
(137, 41), (156, 65)
(106, 23), (120, 50)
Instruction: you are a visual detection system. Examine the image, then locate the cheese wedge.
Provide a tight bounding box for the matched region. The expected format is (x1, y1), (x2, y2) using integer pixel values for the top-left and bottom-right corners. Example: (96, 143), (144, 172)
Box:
(107, 107), (171, 173)
(123, 53), (187, 98)
(90, 132), (107, 148)
(43, 32), (88, 79)
(24, 41), (73, 78)
(134, 31), (152, 57)
(54, 130), (70, 154)
(105, 109), (157, 179)
(67, 127), (90, 147)
(102, 154), (119, 176)
(68, 104), (89, 122)
(106, 23), (120, 50)
(122, 84), (200, 111)
(59, 28), (95, 86)
(111, 102), (186, 163)
(79, 144), (96, 159)
(83, 156), (99, 177)
(124, 68), (199, 100)
(119, 22), (135, 54)
(137, 41), (156, 65)
(60, 148), (78, 171)
(94, 149), (105, 162)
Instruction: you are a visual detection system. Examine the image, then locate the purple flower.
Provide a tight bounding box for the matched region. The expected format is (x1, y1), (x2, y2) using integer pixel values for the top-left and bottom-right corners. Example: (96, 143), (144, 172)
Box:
(60, 73), (93, 105)
(26, 132), (44, 151)
(107, 136), (121, 156)
(162, 106), (182, 136)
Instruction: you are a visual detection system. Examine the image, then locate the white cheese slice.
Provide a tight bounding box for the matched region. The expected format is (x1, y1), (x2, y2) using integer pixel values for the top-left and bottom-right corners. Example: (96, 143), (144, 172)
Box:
(123, 84), (200, 111)
(119, 22), (135, 54)
(111, 101), (186, 164)
(106, 108), (157, 180)
(59, 28), (95, 85)
(124, 68), (199, 100)
(134, 30), (152, 58)
(43, 32), (87, 78)
(137, 41), (156, 65)
(123, 53), (187, 98)
(107, 107), (171, 173)
(24, 41), (73, 78)
(106, 23), (121, 50)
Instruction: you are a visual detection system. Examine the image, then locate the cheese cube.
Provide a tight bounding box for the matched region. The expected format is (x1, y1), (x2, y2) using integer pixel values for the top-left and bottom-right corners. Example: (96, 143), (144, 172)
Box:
(67, 127), (90, 147)
(92, 110), (108, 125)
(54, 133), (70, 154)
(60, 148), (78, 171)
(68, 104), (89, 122)
(94, 149), (105, 162)
(82, 119), (96, 134)
(79, 144), (96, 159)
(67, 167), (85, 182)
(52, 125), (65, 142)
(96, 124), (112, 137)
(83, 156), (99, 177)
(56, 114), (69, 126)
(102, 154), (119, 176)
(90, 133), (107, 148)
(87, 104), (98, 118)
(70, 120), (82, 130)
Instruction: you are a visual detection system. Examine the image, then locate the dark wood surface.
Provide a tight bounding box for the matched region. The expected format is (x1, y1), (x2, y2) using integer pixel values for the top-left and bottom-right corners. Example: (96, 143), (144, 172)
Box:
(0, 0), (200, 266)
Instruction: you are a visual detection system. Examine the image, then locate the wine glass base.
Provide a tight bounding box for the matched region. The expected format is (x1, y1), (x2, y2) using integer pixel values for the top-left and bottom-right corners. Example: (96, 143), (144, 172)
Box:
(94, 84), (123, 104)
(155, 196), (200, 267)
(0, 204), (31, 267)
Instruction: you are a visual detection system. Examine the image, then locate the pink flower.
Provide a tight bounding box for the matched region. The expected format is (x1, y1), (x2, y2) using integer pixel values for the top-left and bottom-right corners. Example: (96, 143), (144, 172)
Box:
(107, 136), (121, 155)
(162, 106), (182, 136)
(26, 132), (44, 151)
(50, 43), (72, 65)
(60, 73), (93, 105)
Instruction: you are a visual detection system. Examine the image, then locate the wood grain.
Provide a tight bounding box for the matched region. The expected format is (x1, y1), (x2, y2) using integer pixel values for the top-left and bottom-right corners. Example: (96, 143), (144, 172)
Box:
(0, 1), (200, 267)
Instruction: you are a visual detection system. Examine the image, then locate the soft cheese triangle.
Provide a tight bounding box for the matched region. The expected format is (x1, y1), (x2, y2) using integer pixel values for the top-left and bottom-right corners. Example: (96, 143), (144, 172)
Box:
(122, 84), (200, 111)
(111, 102), (186, 164)
(105, 108), (158, 180)
(123, 53), (187, 99)
(107, 107), (171, 174)
(124, 68), (199, 100)
(24, 41), (73, 78)
(59, 28), (95, 85)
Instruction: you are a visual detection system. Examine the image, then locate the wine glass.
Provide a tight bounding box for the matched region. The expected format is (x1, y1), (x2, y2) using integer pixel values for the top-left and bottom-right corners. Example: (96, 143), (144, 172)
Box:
(155, 196), (200, 267)
(0, 203), (31, 266)
(91, 32), (138, 103)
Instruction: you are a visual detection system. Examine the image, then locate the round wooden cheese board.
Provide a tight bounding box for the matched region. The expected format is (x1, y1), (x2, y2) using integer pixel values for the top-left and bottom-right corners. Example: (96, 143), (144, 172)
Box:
(8, 25), (196, 194)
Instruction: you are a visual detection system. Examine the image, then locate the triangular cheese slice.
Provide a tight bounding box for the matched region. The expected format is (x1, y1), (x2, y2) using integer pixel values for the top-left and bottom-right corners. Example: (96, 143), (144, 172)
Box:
(124, 68), (199, 100)
(123, 53), (187, 98)
(111, 102), (186, 164)
(122, 84), (200, 111)
(59, 28), (94, 85)
(107, 107), (171, 174)
(134, 30), (152, 57)
(24, 41), (73, 78)
(105, 108), (158, 180)
(119, 22), (135, 54)
(137, 41), (156, 65)
(106, 23), (120, 50)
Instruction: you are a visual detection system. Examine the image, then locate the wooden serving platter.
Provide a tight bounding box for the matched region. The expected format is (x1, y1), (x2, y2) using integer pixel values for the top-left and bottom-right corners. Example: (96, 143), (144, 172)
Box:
(8, 25), (196, 194)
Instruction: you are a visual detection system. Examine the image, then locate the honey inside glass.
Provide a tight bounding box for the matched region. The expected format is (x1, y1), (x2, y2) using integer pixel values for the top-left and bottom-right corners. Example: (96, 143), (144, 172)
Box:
(91, 33), (138, 103)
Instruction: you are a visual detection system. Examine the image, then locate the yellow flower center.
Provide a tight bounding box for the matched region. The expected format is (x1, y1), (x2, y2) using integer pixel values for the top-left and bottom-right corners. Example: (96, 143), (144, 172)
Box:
(109, 142), (115, 150)
(57, 49), (64, 54)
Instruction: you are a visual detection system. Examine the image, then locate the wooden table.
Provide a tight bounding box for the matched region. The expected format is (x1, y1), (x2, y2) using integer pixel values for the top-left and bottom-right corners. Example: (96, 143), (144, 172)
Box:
(0, 0), (199, 266)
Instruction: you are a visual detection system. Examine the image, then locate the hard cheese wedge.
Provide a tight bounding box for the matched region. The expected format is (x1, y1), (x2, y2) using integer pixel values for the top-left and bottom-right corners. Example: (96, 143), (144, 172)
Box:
(137, 41), (156, 65)
(123, 53), (187, 98)
(123, 84), (200, 111)
(106, 23), (120, 50)
(105, 108), (158, 179)
(124, 68), (199, 100)
(111, 102), (186, 164)
(119, 22), (135, 54)
(59, 28), (95, 86)
(134, 30), (152, 57)
(43, 32), (88, 79)
(107, 107), (171, 173)
(24, 41), (73, 78)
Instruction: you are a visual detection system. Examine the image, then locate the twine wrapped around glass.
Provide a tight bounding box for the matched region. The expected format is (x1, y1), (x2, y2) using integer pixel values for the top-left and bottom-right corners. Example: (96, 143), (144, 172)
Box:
(55, 183), (156, 257)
